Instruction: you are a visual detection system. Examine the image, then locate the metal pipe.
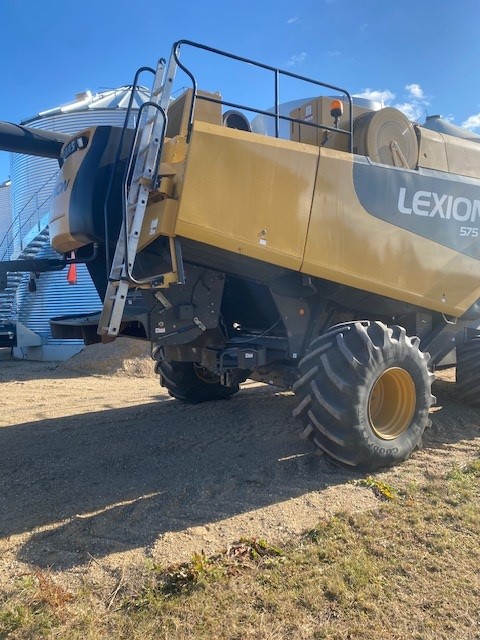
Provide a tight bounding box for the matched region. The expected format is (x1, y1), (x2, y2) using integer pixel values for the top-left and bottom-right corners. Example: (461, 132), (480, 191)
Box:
(0, 121), (70, 159)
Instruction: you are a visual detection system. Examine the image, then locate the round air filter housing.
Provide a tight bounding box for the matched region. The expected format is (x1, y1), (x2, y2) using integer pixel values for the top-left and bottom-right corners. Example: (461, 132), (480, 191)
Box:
(353, 107), (418, 169)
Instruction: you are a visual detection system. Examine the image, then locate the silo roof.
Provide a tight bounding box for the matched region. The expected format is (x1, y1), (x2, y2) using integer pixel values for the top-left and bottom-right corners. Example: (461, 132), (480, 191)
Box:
(22, 86), (151, 124)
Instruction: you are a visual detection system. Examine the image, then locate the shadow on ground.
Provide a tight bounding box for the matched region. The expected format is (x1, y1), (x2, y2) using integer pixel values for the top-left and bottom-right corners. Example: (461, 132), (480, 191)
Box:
(1, 376), (478, 570)
(429, 375), (480, 446)
(1, 385), (349, 569)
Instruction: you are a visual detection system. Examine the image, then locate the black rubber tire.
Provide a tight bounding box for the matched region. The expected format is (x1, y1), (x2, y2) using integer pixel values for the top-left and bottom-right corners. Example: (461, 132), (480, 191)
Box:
(293, 321), (435, 471)
(157, 360), (239, 404)
(456, 336), (480, 407)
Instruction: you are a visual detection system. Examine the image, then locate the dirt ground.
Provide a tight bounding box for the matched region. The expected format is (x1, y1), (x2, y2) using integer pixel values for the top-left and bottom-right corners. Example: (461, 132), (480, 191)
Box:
(0, 340), (479, 596)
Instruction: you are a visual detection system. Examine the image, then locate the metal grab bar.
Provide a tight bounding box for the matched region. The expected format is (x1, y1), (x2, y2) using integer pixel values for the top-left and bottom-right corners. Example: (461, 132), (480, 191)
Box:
(170, 39), (353, 152)
(122, 99), (168, 286)
(0, 170), (59, 262)
(103, 71), (157, 273)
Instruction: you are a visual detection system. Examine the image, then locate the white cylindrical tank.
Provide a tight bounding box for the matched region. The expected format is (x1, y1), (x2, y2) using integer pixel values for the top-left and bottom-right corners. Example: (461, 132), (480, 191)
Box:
(251, 96), (381, 138)
(11, 86), (149, 254)
(10, 86), (149, 359)
(0, 179), (12, 260)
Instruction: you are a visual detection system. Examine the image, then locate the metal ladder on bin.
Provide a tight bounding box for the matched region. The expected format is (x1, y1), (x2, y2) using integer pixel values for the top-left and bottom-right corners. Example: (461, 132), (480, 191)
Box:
(98, 58), (174, 337)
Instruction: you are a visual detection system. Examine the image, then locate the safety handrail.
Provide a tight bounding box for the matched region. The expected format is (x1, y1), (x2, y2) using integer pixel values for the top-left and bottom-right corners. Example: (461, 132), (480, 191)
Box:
(0, 170), (58, 262)
(103, 71), (157, 273)
(171, 39), (353, 151)
(122, 99), (167, 284)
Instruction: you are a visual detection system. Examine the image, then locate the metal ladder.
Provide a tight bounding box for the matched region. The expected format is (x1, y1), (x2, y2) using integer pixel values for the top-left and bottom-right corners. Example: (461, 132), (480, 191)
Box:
(98, 57), (177, 337)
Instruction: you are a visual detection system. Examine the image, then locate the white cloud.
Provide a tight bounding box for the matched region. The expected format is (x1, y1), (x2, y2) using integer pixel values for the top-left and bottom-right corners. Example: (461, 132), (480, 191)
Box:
(462, 113), (480, 131)
(356, 83), (429, 122)
(406, 83), (424, 100)
(395, 84), (428, 122)
(393, 101), (426, 122)
(287, 16), (298, 24)
(328, 50), (342, 57)
(355, 88), (395, 104)
(286, 52), (307, 67)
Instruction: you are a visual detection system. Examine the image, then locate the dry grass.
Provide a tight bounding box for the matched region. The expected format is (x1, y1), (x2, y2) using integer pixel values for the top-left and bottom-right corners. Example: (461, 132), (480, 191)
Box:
(1, 459), (479, 640)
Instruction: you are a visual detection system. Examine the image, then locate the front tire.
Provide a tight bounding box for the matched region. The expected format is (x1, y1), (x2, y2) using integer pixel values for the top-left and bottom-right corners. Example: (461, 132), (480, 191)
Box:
(293, 321), (435, 471)
(157, 360), (239, 404)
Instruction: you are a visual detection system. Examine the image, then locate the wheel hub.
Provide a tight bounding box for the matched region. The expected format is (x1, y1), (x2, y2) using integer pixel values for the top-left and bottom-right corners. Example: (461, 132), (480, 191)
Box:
(368, 367), (416, 440)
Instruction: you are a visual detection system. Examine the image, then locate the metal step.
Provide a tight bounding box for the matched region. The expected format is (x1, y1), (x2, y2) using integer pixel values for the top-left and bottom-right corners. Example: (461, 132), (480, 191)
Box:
(0, 223), (49, 321)
(98, 57), (175, 337)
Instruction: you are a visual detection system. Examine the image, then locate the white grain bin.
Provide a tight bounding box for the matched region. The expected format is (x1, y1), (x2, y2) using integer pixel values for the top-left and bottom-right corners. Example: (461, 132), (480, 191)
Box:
(251, 96), (381, 138)
(0, 179), (12, 259)
(10, 86), (149, 360)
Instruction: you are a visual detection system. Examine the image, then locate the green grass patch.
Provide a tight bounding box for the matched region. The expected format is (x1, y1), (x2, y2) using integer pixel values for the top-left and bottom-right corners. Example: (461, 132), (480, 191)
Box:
(354, 475), (400, 500)
(1, 459), (479, 640)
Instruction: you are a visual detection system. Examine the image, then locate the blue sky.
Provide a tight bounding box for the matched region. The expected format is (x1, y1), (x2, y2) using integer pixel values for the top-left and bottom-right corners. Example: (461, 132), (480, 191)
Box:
(1, 0), (479, 180)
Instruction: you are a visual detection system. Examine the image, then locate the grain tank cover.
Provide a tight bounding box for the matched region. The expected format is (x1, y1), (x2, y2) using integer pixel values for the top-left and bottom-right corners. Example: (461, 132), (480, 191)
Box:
(422, 115), (480, 143)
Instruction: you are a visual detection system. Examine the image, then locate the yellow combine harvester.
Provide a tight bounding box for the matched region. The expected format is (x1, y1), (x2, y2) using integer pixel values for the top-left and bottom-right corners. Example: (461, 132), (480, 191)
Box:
(2, 40), (480, 471)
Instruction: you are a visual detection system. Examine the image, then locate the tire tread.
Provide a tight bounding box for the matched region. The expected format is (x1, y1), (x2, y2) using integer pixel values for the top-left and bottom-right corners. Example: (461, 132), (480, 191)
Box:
(293, 321), (434, 471)
(456, 336), (480, 407)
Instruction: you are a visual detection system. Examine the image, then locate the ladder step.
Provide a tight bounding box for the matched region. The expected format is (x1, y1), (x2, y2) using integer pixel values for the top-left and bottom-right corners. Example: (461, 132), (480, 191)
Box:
(98, 56), (170, 337)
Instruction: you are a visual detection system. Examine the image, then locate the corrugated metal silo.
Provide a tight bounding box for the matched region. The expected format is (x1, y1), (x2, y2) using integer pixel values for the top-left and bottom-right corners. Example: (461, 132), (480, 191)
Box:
(0, 179), (12, 259)
(15, 241), (98, 357)
(11, 86), (149, 252)
(11, 86), (149, 359)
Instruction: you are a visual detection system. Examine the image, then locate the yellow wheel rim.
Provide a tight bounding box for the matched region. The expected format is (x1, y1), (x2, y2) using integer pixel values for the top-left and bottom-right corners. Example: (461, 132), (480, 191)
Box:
(368, 367), (416, 440)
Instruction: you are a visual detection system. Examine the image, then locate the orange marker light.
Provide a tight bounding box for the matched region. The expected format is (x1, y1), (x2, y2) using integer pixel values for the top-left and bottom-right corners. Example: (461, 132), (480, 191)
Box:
(330, 99), (343, 119)
(67, 251), (77, 285)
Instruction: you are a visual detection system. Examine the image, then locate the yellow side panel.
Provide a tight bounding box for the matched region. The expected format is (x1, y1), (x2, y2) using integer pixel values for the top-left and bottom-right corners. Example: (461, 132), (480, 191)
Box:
(174, 121), (318, 270)
(303, 148), (480, 316)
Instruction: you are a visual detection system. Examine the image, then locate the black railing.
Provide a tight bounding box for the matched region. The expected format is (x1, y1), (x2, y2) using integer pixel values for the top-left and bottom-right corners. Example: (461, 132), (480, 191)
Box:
(103, 71), (158, 273)
(171, 39), (353, 151)
(0, 171), (58, 262)
(122, 99), (167, 284)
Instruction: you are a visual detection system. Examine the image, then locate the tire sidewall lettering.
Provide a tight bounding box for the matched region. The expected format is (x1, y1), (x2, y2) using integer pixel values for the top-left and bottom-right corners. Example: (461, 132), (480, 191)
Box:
(294, 321), (433, 471)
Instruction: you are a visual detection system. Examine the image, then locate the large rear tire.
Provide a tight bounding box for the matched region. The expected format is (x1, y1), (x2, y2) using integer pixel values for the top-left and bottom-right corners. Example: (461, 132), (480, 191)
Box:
(456, 335), (480, 407)
(293, 321), (435, 471)
(157, 360), (239, 404)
